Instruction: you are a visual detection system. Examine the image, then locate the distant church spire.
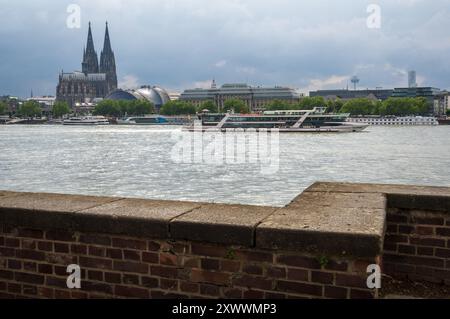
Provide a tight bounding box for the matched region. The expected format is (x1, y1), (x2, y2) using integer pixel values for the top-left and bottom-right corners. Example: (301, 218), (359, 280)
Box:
(82, 22), (99, 74)
(100, 21), (118, 93)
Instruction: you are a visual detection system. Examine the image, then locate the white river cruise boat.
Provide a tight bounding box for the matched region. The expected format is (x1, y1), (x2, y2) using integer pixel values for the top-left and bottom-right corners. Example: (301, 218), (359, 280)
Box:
(63, 116), (110, 126)
(184, 107), (368, 133)
(347, 116), (438, 126)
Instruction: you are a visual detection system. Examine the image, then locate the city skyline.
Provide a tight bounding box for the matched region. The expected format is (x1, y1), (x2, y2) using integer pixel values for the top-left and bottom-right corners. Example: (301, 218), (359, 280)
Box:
(0, 0), (450, 97)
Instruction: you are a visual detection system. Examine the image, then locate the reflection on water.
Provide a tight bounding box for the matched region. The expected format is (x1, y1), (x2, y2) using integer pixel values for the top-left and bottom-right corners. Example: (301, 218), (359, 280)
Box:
(0, 125), (449, 207)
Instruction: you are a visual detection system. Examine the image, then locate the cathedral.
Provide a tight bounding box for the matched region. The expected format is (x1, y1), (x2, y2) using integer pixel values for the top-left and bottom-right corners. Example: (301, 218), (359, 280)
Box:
(56, 22), (118, 108)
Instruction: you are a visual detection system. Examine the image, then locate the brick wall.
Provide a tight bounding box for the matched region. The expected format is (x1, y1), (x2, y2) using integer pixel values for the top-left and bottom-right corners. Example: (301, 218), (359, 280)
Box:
(383, 208), (450, 285)
(0, 225), (378, 299)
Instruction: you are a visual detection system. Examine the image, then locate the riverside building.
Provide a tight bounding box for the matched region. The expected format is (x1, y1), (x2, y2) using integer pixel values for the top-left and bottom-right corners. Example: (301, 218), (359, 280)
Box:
(179, 81), (302, 112)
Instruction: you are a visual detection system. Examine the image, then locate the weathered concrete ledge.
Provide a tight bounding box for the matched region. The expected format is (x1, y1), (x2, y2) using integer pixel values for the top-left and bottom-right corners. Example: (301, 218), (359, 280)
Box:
(1, 182), (449, 259)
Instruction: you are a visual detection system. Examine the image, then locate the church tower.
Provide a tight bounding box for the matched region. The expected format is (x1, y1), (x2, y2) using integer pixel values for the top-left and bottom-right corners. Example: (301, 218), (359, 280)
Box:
(82, 22), (99, 74)
(100, 22), (118, 94)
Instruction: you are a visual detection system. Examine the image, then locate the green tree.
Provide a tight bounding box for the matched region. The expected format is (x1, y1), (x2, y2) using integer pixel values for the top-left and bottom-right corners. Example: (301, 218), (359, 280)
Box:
(325, 99), (344, 113)
(223, 99), (250, 114)
(18, 101), (42, 118)
(447, 109), (450, 116)
(297, 97), (326, 110)
(0, 101), (6, 115)
(265, 99), (292, 111)
(129, 100), (155, 115)
(382, 97), (428, 116)
(160, 101), (197, 115)
(93, 100), (122, 117)
(198, 100), (218, 113)
(52, 101), (71, 118)
(340, 98), (376, 116)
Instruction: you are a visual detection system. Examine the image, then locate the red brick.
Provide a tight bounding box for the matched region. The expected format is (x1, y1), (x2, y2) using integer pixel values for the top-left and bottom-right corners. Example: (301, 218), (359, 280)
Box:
(88, 270), (104, 281)
(398, 245), (416, 255)
(395, 264), (415, 274)
(123, 274), (140, 285)
(410, 237), (446, 248)
(267, 267), (286, 279)
(18, 228), (43, 239)
(112, 238), (146, 250)
(235, 250), (273, 263)
(8, 259), (21, 270)
(324, 260), (348, 272)
(233, 275), (273, 290)
(385, 234), (408, 244)
(23, 285), (37, 296)
(113, 260), (148, 274)
(46, 230), (75, 242)
(413, 217), (444, 226)
(406, 256), (444, 268)
(16, 249), (45, 261)
(115, 285), (149, 298)
(54, 243), (69, 253)
(436, 228), (450, 237)
(242, 264), (263, 275)
(71, 244), (87, 255)
(435, 248), (450, 258)
(287, 268), (309, 282)
(89, 246), (106, 257)
(104, 272), (121, 284)
(398, 225), (414, 235)
(151, 265), (178, 279)
(191, 269), (230, 286)
(417, 247), (434, 256)
(223, 288), (243, 298)
(434, 269), (450, 280)
(79, 234), (111, 246)
(24, 261), (37, 272)
(8, 283), (21, 294)
(324, 286), (348, 299)
(83, 281), (113, 295)
(335, 274), (367, 289)
(142, 252), (159, 264)
(123, 250), (141, 261)
(415, 227), (434, 236)
(311, 271), (334, 284)
(387, 214), (407, 223)
(277, 255), (321, 269)
(37, 241), (53, 252)
(71, 291), (88, 299)
(180, 281), (199, 294)
(0, 246), (14, 258)
(38, 287), (54, 298)
(106, 248), (123, 260)
(4, 238), (20, 247)
(38, 264), (53, 274)
(160, 253), (178, 266)
(182, 257), (200, 268)
(79, 256), (113, 270)
(265, 292), (286, 299)
(386, 225), (398, 233)
(141, 276), (159, 288)
(350, 289), (374, 299)
(243, 290), (264, 299)
(0, 270), (14, 280)
(15, 272), (44, 285)
(46, 277), (67, 289)
(277, 281), (322, 297)
(54, 290), (72, 299)
(383, 243), (397, 252)
(191, 243), (228, 258)
(201, 258), (220, 271)
(161, 278), (178, 290)
(221, 260), (240, 272)
(148, 241), (161, 251)
(200, 284), (220, 296)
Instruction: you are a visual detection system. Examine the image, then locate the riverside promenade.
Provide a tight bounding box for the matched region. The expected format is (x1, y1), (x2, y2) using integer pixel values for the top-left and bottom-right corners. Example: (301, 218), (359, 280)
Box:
(0, 182), (449, 299)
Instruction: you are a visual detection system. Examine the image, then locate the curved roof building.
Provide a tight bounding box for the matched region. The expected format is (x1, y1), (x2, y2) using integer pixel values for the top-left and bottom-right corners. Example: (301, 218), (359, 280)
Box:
(106, 86), (171, 110)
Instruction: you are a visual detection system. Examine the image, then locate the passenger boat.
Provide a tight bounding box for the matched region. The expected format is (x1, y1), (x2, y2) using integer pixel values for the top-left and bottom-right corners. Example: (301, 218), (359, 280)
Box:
(63, 116), (110, 126)
(184, 107), (368, 133)
(117, 115), (169, 125)
(348, 116), (438, 126)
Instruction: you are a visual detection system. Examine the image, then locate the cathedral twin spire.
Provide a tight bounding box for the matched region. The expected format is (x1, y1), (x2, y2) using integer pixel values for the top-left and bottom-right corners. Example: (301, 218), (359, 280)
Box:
(81, 22), (118, 90)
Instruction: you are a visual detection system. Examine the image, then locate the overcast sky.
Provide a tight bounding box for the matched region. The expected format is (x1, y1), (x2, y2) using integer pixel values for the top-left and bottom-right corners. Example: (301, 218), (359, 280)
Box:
(0, 0), (449, 97)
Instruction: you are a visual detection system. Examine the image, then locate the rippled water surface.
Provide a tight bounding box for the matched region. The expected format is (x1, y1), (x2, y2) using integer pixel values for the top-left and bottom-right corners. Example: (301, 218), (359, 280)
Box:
(1, 125), (449, 207)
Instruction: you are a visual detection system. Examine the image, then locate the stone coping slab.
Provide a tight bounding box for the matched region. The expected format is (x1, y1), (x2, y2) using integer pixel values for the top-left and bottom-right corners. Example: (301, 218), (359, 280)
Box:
(1, 182), (449, 256)
(170, 204), (277, 246)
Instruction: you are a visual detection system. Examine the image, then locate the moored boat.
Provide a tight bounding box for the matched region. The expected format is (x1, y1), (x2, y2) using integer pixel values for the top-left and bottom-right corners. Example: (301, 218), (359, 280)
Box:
(63, 116), (109, 126)
(183, 107), (368, 133)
